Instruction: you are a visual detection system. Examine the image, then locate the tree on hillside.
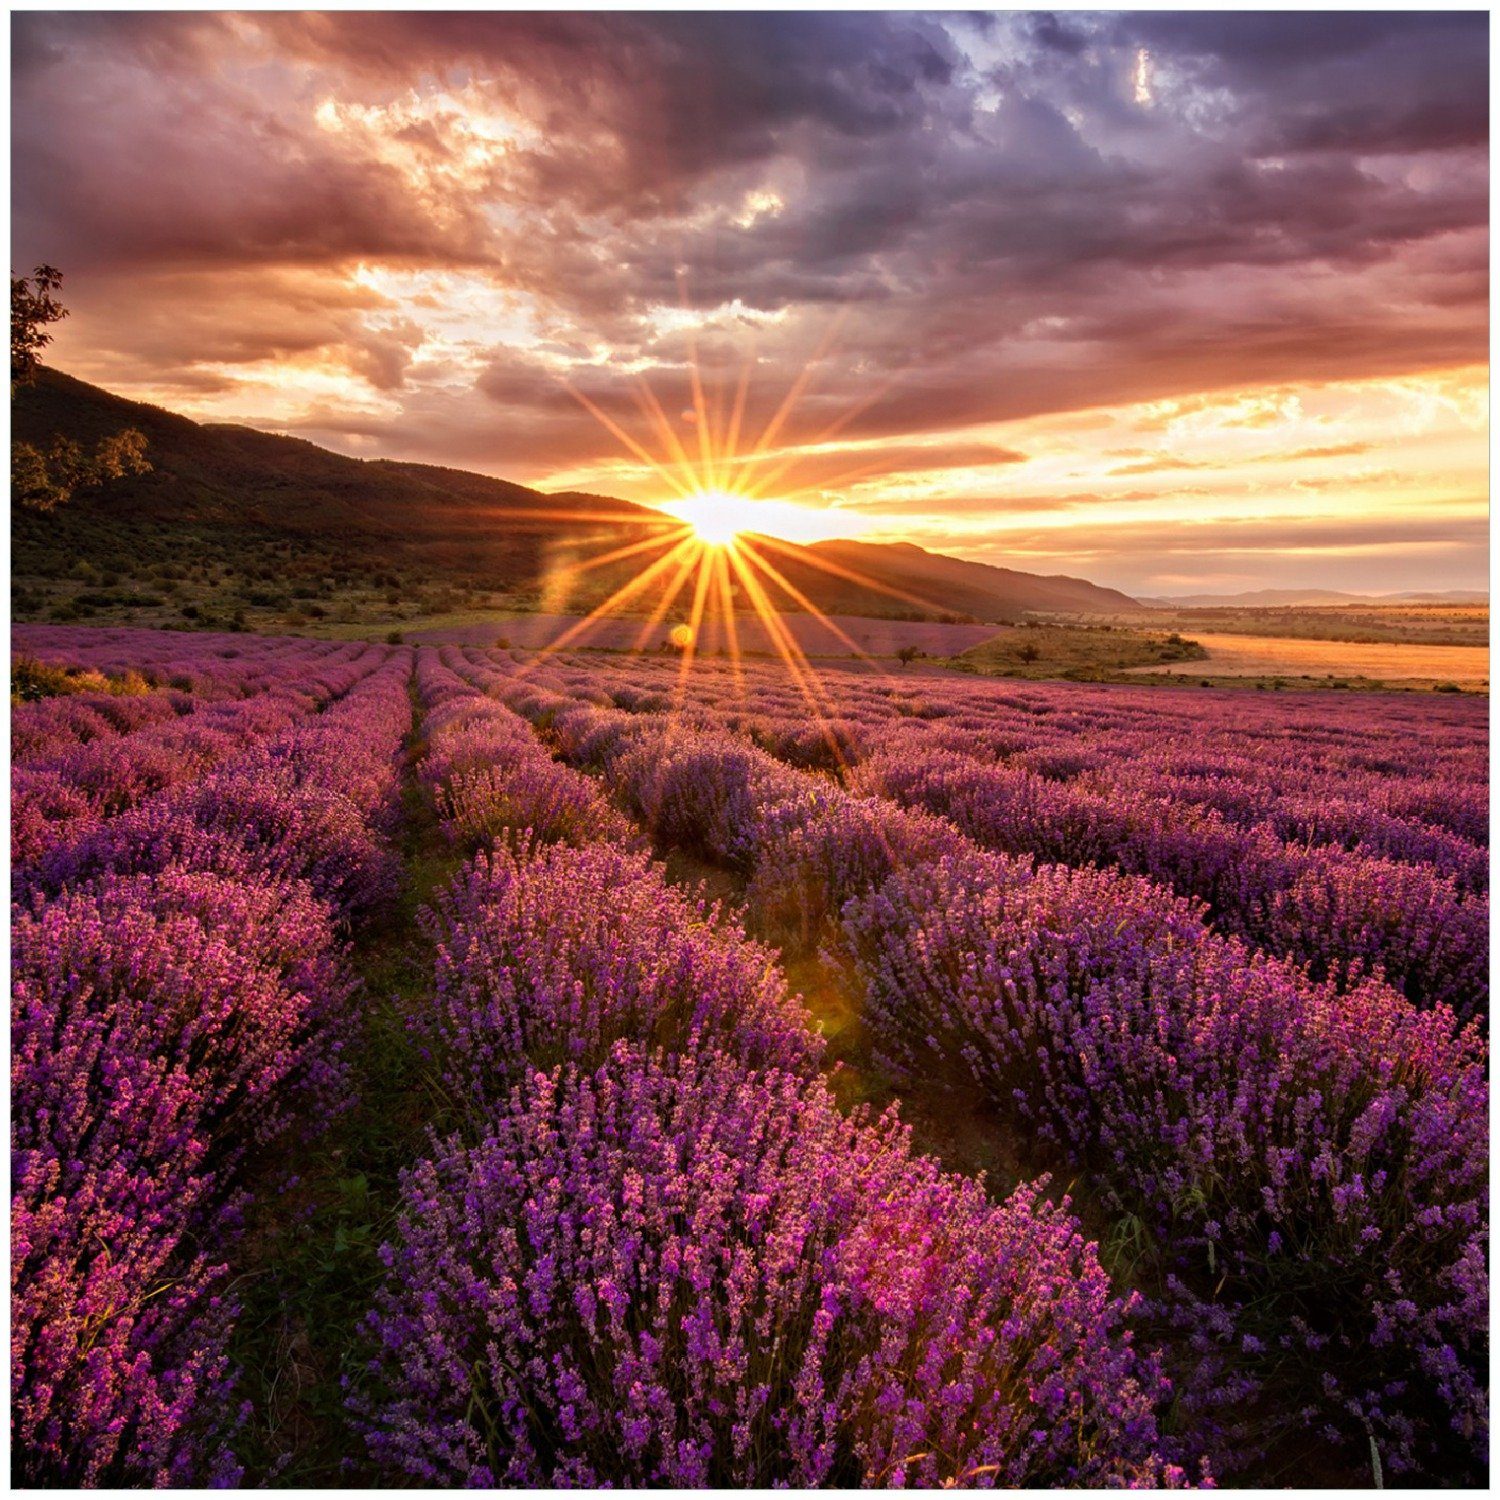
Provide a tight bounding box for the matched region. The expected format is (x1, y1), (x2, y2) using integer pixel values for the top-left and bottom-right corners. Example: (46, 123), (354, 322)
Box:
(12, 264), (152, 510)
(14, 428), (152, 512)
(12, 264), (67, 388)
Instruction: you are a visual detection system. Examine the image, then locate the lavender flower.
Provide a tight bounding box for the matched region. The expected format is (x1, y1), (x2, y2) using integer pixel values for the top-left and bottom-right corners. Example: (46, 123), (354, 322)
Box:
(359, 1044), (1183, 1488)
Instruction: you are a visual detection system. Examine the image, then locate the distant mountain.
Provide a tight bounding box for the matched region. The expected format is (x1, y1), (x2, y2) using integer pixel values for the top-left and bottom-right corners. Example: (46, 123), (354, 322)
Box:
(13, 370), (1139, 624)
(799, 540), (1141, 618)
(1390, 591), (1490, 604)
(1143, 588), (1488, 608)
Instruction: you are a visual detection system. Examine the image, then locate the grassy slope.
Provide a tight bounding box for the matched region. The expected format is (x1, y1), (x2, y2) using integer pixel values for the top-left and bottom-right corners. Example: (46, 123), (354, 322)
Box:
(13, 371), (666, 632)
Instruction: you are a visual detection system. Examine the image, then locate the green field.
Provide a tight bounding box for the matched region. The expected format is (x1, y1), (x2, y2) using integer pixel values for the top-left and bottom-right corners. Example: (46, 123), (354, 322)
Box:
(1089, 602), (1488, 647)
(944, 622), (1207, 681)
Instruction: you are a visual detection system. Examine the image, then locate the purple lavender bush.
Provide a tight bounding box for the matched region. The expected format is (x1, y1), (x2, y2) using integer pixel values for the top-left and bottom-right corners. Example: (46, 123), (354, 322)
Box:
(438, 758), (630, 848)
(851, 745), (1487, 1020)
(840, 847), (1488, 1477)
(610, 727), (817, 867)
(742, 794), (956, 953)
(35, 764), (398, 919)
(410, 667), (641, 850)
(1265, 851), (1489, 1024)
(424, 840), (822, 1114)
(358, 1043), (1186, 1487)
(11, 871), (356, 1485)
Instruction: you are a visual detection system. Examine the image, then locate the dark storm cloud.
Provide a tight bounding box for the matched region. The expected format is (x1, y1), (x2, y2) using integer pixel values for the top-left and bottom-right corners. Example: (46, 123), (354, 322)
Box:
(10, 9), (1488, 478)
(1108, 11), (1489, 154)
(256, 10), (963, 202)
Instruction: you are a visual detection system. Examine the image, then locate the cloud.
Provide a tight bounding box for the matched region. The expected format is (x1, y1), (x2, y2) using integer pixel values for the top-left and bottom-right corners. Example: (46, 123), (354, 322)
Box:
(1108, 440), (1377, 476)
(10, 10), (1488, 591)
(912, 512), (1490, 597)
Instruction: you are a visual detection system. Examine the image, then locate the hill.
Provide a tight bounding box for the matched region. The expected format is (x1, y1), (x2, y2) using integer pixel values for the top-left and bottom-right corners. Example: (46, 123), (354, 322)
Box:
(13, 371), (1138, 632)
(800, 539), (1140, 618)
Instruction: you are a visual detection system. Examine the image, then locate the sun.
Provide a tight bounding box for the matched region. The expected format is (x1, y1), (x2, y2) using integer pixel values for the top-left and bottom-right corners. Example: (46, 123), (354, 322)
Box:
(665, 488), (751, 547)
(529, 351), (941, 723)
(659, 488), (865, 547)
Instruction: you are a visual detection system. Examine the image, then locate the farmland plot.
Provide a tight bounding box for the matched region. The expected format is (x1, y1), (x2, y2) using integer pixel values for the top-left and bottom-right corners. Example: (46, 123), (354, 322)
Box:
(10, 626), (1488, 1487)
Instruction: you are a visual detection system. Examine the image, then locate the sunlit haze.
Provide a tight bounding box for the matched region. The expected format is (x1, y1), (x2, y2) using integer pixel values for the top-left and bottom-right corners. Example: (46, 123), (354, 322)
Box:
(665, 493), (745, 548)
(12, 12), (1488, 595)
(659, 491), (869, 547)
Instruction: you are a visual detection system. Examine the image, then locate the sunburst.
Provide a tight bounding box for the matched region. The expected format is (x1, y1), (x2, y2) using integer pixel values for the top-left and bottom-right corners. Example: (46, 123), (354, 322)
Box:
(522, 327), (947, 751)
(665, 489), (747, 548)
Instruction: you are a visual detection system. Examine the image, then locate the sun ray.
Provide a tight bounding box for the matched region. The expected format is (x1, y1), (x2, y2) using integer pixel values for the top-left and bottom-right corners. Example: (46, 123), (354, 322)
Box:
(440, 505), (681, 528)
(742, 311), (849, 465)
(747, 455), (897, 509)
(633, 378), (702, 492)
(743, 359), (821, 472)
(753, 532), (946, 616)
(562, 379), (697, 499)
(728, 553), (920, 879)
(726, 544), (847, 765)
(732, 544), (868, 770)
(632, 540), (704, 652)
(707, 370), (729, 491)
(538, 526), (690, 619)
(738, 375), (900, 502)
(671, 543), (719, 714)
(721, 356), (755, 489)
(727, 545), (810, 693)
(543, 525), (692, 586)
(689, 359), (715, 491)
(735, 537), (903, 687)
(517, 534), (698, 673)
(711, 544), (746, 701)
(732, 556), (915, 875)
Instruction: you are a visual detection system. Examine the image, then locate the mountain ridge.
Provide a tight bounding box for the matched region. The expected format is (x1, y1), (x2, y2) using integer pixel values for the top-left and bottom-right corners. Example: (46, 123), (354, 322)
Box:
(14, 370), (1138, 625)
(806, 538), (1141, 616)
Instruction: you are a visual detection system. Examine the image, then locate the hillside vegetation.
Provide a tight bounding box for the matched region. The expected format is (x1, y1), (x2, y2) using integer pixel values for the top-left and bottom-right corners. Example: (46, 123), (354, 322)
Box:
(14, 371), (1138, 633)
(1119, 602), (1488, 647)
(946, 622), (1206, 681)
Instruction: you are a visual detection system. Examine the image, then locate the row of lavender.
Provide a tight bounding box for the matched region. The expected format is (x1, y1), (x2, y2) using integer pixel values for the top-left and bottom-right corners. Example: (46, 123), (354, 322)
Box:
(445, 645), (1487, 1480)
(593, 649), (1486, 850)
(12, 631), (333, 765)
(352, 652), (1186, 1485)
(518, 651), (1488, 1023)
(15, 625), (344, 716)
(12, 633), (412, 1483)
(14, 638), (387, 869)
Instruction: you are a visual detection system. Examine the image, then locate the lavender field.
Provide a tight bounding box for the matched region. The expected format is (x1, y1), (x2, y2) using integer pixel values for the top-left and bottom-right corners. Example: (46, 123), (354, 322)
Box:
(409, 610), (1004, 658)
(11, 624), (1488, 1487)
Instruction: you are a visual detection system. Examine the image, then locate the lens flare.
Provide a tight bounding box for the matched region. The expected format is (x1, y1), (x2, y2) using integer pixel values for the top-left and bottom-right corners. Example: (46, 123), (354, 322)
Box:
(537, 326), (948, 740)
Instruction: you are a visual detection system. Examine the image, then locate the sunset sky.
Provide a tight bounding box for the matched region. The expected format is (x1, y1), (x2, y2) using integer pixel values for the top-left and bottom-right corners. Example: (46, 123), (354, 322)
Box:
(12, 11), (1489, 596)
